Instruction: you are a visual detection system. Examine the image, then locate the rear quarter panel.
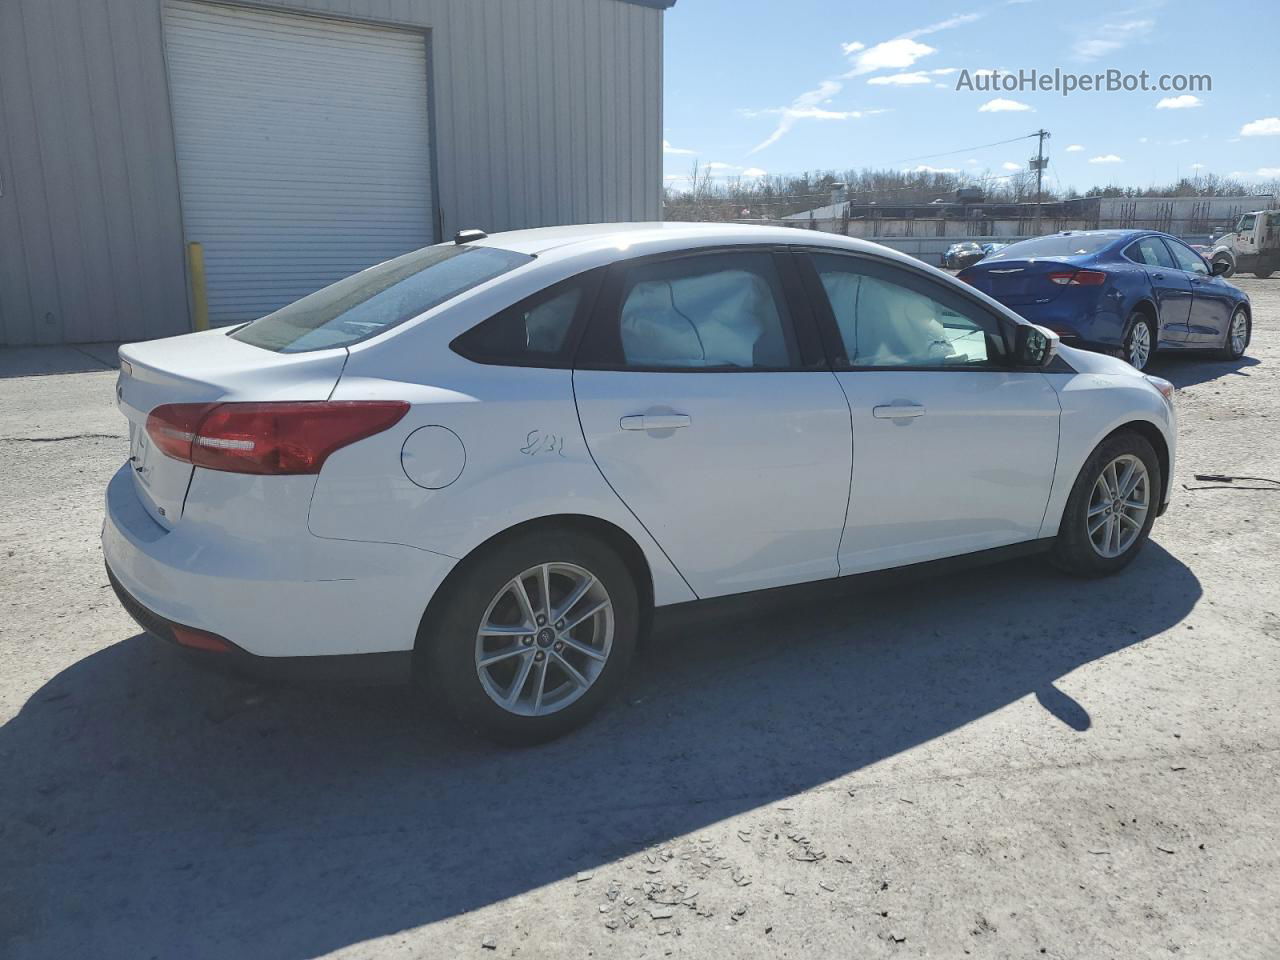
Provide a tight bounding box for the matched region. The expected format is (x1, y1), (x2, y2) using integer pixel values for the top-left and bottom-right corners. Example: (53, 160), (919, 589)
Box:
(308, 343), (697, 607)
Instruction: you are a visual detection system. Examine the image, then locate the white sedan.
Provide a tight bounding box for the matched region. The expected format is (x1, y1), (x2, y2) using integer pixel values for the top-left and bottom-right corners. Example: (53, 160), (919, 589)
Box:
(104, 223), (1176, 743)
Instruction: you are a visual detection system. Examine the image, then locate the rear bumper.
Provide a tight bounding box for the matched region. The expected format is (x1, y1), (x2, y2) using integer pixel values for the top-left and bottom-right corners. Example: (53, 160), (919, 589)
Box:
(106, 563), (413, 684)
(102, 462), (456, 662)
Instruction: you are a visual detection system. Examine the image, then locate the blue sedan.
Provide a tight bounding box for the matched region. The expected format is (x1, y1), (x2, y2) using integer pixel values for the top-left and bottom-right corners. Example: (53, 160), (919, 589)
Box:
(957, 230), (1252, 371)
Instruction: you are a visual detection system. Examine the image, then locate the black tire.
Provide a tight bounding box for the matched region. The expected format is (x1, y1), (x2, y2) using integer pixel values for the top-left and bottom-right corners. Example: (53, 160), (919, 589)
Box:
(1050, 431), (1162, 578)
(1254, 271), (1274, 280)
(1217, 306), (1251, 360)
(1122, 311), (1155, 371)
(417, 528), (640, 745)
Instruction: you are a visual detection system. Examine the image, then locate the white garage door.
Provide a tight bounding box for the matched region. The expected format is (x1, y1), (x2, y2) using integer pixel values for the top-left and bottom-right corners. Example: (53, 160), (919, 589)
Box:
(163, 1), (435, 325)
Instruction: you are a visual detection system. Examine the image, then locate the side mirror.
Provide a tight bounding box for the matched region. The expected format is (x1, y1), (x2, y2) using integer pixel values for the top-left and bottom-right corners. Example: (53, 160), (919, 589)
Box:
(1014, 324), (1059, 367)
(1210, 258), (1231, 276)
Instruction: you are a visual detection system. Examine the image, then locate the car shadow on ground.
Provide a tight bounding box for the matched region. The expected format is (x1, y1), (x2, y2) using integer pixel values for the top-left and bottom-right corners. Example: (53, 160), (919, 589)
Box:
(1147, 352), (1260, 389)
(1, 543), (1200, 959)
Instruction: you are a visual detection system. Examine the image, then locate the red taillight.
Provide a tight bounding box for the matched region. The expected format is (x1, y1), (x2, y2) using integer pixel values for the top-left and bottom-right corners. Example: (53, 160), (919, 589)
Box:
(171, 623), (235, 653)
(146, 401), (409, 475)
(1048, 269), (1107, 286)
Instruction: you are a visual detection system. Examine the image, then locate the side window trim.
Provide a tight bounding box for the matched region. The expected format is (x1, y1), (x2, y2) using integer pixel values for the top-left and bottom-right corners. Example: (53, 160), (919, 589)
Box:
(573, 246), (820, 373)
(450, 268), (605, 369)
(795, 249), (1014, 371)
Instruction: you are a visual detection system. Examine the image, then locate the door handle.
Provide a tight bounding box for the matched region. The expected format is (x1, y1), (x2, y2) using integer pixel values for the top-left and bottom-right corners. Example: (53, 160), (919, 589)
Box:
(620, 413), (691, 431)
(1152, 272), (1165, 280)
(872, 403), (926, 420)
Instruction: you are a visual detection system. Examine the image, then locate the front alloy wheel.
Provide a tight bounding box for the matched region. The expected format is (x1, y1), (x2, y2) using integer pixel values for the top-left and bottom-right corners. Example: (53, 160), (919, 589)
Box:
(475, 563), (614, 717)
(1086, 454), (1150, 559)
(1050, 431), (1160, 577)
(1220, 308), (1250, 360)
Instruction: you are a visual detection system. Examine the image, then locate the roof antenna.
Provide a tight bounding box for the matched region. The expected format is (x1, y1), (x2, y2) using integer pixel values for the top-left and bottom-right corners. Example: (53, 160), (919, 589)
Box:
(454, 228), (487, 244)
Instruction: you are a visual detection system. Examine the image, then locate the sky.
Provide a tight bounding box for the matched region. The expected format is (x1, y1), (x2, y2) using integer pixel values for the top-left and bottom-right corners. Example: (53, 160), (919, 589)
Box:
(661, 0), (1279, 194)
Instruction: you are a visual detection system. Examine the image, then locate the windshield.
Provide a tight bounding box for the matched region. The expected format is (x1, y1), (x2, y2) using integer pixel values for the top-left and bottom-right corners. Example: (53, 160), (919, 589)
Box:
(231, 245), (534, 352)
(987, 234), (1116, 259)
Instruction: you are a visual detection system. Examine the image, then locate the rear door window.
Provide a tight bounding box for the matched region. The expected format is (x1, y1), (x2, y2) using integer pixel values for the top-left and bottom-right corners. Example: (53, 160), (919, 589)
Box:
(577, 251), (802, 370)
(1165, 239), (1209, 276)
(231, 245), (533, 353)
(1131, 237), (1177, 269)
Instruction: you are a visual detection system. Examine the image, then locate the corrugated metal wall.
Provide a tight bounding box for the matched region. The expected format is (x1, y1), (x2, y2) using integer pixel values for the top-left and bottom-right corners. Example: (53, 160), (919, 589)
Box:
(0, 0), (664, 346)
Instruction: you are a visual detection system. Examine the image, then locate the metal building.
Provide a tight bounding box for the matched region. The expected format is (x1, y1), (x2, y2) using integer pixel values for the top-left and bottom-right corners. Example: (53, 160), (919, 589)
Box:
(0, 0), (673, 346)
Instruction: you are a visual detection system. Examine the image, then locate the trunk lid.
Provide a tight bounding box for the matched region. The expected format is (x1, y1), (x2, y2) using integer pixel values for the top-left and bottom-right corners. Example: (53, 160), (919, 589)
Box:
(116, 328), (347, 528)
(961, 258), (1085, 306)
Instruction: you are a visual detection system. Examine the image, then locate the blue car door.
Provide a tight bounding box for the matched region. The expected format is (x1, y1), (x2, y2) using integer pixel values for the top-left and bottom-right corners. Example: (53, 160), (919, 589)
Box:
(1164, 238), (1231, 345)
(1130, 236), (1192, 344)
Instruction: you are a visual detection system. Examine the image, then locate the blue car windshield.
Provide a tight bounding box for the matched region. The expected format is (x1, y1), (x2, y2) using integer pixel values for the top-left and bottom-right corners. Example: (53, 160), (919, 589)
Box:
(987, 235), (1115, 259)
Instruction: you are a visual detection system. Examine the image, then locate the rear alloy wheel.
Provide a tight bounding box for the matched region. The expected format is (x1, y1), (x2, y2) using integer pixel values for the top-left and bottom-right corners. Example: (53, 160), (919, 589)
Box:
(1218, 307), (1250, 360)
(1051, 432), (1161, 577)
(1124, 313), (1154, 371)
(420, 529), (639, 744)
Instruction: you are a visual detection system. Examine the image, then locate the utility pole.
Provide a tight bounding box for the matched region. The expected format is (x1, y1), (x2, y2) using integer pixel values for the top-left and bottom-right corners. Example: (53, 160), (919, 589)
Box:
(1030, 128), (1050, 236)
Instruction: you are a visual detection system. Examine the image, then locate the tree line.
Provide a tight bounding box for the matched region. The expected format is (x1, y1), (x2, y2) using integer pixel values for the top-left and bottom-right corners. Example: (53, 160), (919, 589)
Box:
(661, 163), (1280, 222)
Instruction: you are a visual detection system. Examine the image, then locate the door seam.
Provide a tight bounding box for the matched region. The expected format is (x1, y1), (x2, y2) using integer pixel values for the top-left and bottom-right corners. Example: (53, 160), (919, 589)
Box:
(569, 369), (700, 601)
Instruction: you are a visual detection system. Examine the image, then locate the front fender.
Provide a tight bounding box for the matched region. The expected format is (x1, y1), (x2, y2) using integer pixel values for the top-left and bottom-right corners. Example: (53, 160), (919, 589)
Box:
(1038, 359), (1176, 537)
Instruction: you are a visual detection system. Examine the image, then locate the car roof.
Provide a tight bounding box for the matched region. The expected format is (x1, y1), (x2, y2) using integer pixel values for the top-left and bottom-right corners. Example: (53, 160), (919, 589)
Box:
(464, 221), (918, 260)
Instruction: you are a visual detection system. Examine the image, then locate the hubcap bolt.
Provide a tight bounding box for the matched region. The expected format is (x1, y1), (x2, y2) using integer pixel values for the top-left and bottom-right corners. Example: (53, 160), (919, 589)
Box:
(522, 636), (533, 646)
(554, 641), (564, 652)
(536, 615), (547, 626)
(556, 619), (565, 630)
(534, 651), (545, 662)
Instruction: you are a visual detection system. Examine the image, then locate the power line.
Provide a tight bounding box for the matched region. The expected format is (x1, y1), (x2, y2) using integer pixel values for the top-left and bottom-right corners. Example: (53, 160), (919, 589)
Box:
(892, 131), (1042, 165)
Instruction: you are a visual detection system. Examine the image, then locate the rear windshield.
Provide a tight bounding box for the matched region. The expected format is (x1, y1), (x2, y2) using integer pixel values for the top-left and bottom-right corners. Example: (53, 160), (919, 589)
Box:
(231, 245), (534, 352)
(986, 234), (1116, 259)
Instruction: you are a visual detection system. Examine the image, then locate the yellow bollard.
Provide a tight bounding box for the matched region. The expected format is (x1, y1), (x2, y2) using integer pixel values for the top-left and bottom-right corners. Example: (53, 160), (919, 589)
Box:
(186, 241), (210, 332)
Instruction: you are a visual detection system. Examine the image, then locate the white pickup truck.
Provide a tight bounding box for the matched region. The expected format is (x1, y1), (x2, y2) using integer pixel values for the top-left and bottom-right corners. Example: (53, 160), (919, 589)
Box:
(1210, 209), (1280, 279)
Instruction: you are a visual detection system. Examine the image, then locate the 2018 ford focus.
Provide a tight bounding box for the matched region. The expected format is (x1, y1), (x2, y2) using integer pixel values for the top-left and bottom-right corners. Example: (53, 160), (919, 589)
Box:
(105, 223), (1177, 743)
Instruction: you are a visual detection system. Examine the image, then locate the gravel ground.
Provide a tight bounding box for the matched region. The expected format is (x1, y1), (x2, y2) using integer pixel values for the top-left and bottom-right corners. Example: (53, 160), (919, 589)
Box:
(2, 280), (1278, 959)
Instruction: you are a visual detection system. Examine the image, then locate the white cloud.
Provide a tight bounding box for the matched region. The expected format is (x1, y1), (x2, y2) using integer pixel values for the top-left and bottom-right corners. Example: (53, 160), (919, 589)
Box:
(1064, 144), (1084, 152)
(1241, 116), (1280, 136)
(1089, 154), (1124, 164)
(746, 82), (886, 153)
(704, 161), (737, 171)
(1167, 138), (1190, 145)
(966, 158), (979, 165)
(662, 139), (696, 156)
(1001, 161), (1022, 171)
(1156, 94), (1202, 110)
(742, 167), (768, 178)
(901, 12), (983, 39)
(867, 71), (933, 86)
(907, 164), (961, 174)
(751, 13), (975, 152)
(1073, 19), (1153, 60)
(979, 98), (1033, 112)
(843, 38), (936, 77)
(1189, 162), (1205, 170)
(1258, 168), (1280, 178)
